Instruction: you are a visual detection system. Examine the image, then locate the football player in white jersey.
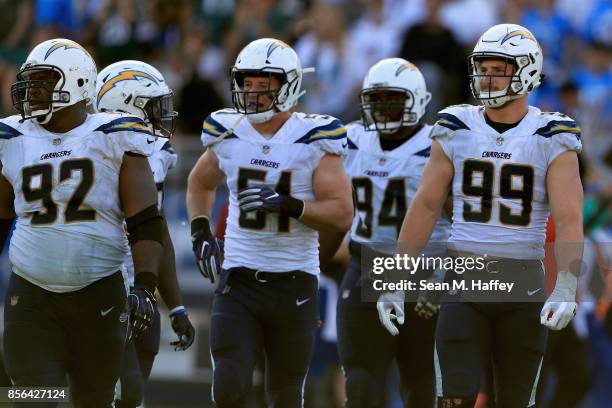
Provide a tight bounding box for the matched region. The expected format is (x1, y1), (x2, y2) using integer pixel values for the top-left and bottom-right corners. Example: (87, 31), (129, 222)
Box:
(186, 38), (353, 407)
(96, 60), (195, 408)
(379, 24), (584, 407)
(327, 58), (451, 407)
(0, 39), (164, 407)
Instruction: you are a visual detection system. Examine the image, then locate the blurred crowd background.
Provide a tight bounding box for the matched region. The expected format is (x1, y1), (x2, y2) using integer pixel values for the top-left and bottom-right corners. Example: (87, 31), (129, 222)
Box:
(0, 0), (610, 407)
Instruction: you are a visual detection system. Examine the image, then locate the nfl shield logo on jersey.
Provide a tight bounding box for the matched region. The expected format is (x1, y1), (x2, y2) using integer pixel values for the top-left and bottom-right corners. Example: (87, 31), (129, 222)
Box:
(496, 136), (504, 146)
(10, 296), (18, 306)
(52, 138), (62, 146)
(262, 145), (271, 154)
(379, 157), (387, 165)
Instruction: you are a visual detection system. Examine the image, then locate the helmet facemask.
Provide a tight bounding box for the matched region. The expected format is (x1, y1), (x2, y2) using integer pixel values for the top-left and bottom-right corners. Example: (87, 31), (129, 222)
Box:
(11, 65), (70, 124)
(468, 54), (532, 108)
(360, 88), (417, 134)
(230, 68), (293, 124)
(134, 92), (178, 138)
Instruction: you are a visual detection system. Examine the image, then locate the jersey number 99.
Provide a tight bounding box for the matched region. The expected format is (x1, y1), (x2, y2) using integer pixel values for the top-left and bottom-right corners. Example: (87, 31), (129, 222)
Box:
(462, 159), (534, 226)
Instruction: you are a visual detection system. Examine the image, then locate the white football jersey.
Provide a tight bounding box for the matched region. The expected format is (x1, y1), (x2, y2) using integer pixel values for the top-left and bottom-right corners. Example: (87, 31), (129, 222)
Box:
(345, 122), (450, 255)
(201, 109), (347, 275)
(0, 113), (155, 292)
(124, 138), (177, 285)
(430, 104), (582, 259)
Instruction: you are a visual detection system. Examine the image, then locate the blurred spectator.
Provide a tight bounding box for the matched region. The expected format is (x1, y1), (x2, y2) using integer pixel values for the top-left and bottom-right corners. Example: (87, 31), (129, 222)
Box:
(198, 0), (236, 45)
(571, 42), (612, 111)
(295, 2), (366, 120)
(86, 0), (140, 66)
(519, 0), (571, 66)
(381, 0), (427, 35)
(581, 0), (612, 46)
(571, 41), (612, 187)
(0, 0), (34, 58)
(348, 0), (403, 73)
(176, 23), (225, 135)
(555, 0), (598, 36)
(0, 0), (34, 115)
(36, 0), (78, 35)
(223, 0), (294, 62)
(438, 0), (499, 46)
(399, 0), (469, 117)
(559, 81), (581, 119)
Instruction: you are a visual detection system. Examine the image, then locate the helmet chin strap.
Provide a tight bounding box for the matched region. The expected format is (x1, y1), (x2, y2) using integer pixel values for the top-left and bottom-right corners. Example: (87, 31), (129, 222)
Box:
(377, 121), (402, 134)
(32, 108), (54, 125)
(246, 108), (275, 124)
(478, 81), (522, 108)
(482, 93), (521, 109)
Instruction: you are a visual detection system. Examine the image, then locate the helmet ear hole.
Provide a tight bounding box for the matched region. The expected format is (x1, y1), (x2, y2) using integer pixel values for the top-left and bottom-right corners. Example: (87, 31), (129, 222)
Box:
(77, 78), (84, 87)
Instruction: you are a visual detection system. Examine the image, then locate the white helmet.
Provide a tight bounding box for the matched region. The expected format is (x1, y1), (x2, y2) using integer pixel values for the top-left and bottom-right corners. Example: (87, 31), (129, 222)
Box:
(96, 60), (177, 138)
(360, 58), (432, 133)
(469, 24), (543, 108)
(11, 38), (97, 124)
(230, 38), (313, 124)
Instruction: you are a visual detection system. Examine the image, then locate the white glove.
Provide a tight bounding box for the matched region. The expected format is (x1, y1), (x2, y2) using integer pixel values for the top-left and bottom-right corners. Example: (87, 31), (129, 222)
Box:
(376, 290), (405, 336)
(540, 271), (578, 330)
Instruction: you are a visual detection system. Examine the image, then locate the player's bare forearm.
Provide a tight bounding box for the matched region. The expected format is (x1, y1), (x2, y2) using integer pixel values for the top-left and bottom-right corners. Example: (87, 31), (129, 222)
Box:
(157, 217), (183, 310)
(553, 216), (583, 275)
(303, 154), (353, 232)
(319, 230), (347, 268)
(187, 149), (224, 219)
(398, 141), (453, 256)
(187, 185), (216, 219)
(120, 153), (158, 217)
(398, 197), (442, 256)
(300, 197), (353, 232)
(548, 150), (584, 275)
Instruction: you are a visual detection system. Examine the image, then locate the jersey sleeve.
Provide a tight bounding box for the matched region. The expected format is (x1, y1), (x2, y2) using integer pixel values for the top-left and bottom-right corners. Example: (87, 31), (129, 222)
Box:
(96, 116), (156, 157)
(294, 118), (348, 157)
(535, 115), (583, 164)
(0, 118), (22, 168)
(429, 107), (472, 160)
(429, 117), (453, 160)
(149, 140), (177, 184)
(201, 110), (240, 149)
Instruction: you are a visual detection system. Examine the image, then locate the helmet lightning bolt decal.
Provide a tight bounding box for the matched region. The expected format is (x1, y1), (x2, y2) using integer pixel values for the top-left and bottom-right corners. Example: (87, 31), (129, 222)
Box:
(395, 62), (417, 77)
(44, 39), (88, 60)
(266, 41), (289, 59)
(96, 70), (159, 105)
(500, 30), (536, 45)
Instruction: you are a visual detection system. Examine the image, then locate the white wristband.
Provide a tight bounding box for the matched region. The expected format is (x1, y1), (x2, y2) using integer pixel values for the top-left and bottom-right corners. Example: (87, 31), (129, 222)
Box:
(169, 306), (186, 317)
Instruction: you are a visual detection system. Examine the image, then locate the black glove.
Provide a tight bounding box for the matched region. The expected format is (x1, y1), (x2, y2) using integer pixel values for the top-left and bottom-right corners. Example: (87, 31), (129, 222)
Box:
(128, 272), (157, 338)
(237, 185), (304, 218)
(414, 267), (445, 320)
(191, 216), (221, 283)
(169, 307), (195, 351)
(414, 294), (440, 319)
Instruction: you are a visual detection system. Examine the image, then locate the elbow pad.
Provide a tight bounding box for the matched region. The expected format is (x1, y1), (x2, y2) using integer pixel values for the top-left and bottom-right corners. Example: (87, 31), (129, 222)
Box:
(126, 204), (164, 246)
